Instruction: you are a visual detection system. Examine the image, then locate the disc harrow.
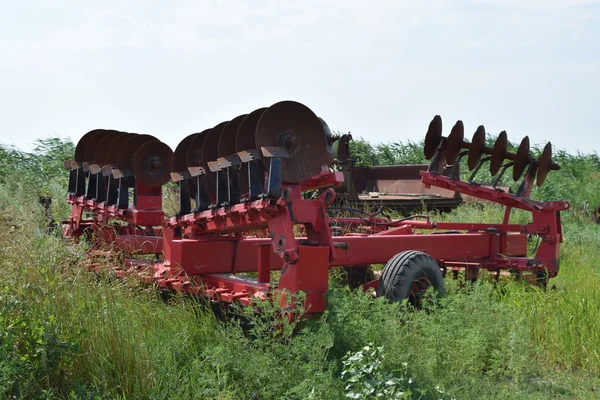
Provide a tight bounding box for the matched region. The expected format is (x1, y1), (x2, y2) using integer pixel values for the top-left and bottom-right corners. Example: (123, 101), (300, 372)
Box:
(424, 115), (561, 195)
(62, 103), (569, 317)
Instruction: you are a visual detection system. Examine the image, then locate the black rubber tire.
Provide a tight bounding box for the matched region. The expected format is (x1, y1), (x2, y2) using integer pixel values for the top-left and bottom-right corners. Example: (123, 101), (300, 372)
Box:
(377, 250), (445, 306)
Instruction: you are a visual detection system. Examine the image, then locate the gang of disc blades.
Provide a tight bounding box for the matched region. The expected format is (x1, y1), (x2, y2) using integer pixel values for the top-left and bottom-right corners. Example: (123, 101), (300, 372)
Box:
(424, 115), (442, 160)
(255, 100), (327, 183)
(186, 129), (211, 168)
(104, 132), (137, 166)
(512, 136), (530, 181)
(202, 121), (229, 185)
(94, 131), (124, 166)
(536, 142), (554, 187)
(467, 125), (487, 170)
(320, 117), (335, 166)
(132, 140), (174, 187)
(82, 130), (116, 163)
(445, 120), (464, 165)
(236, 107), (267, 153)
(75, 129), (106, 162)
(116, 134), (158, 171)
(490, 131), (508, 175)
(219, 114), (247, 159)
(173, 133), (198, 173)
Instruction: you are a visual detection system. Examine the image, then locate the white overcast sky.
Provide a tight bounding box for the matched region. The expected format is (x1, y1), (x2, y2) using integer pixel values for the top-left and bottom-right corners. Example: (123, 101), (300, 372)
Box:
(1, 0), (599, 154)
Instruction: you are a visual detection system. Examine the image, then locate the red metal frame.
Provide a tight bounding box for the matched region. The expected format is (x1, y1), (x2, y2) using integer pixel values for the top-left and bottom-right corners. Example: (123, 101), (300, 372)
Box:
(63, 168), (569, 317)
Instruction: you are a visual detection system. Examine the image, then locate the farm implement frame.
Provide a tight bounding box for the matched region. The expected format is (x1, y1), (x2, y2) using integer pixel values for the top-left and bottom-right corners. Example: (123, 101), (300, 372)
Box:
(62, 101), (568, 316)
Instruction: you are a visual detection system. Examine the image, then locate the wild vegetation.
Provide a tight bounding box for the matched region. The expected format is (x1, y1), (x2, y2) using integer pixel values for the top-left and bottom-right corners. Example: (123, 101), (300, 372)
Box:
(1, 136), (599, 399)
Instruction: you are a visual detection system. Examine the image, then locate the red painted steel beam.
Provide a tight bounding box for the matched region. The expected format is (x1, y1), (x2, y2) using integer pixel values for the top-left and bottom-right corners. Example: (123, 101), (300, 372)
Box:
(420, 172), (570, 212)
(168, 232), (527, 275)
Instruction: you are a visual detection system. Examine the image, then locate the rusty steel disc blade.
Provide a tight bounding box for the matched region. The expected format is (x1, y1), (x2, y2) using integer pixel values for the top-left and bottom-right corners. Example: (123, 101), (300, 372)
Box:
(236, 108), (267, 194)
(219, 114), (248, 158)
(255, 100), (327, 183)
(536, 142), (553, 187)
(83, 130), (117, 163)
(94, 131), (124, 166)
(104, 132), (137, 166)
(445, 120), (464, 165)
(173, 133), (199, 173)
(132, 140), (174, 187)
(75, 129), (107, 162)
(116, 134), (158, 171)
(186, 129), (211, 168)
(202, 121), (229, 184)
(236, 107), (267, 153)
(490, 131), (508, 175)
(513, 136), (530, 181)
(424, 115), (442, 160)
(467, 125), (487, 170)
(320, 117), (335, 166)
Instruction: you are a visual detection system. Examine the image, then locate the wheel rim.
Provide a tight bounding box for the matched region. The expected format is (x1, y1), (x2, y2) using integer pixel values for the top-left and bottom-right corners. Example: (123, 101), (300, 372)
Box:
(408, 276), (433, 308)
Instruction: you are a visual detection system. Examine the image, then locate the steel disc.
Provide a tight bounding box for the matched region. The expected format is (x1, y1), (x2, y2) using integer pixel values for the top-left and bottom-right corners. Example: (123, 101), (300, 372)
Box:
(94, 131), (124, 166)
(536, 142), (553, 187)
(490, 131), (507, 175)
(236, 107), (267, 152)
(467, 125), (486, 170)
(104, 132), (136, 166)
(132, 140), (174, 187)
(83, 130), (116, 163)
(186, 129), (211, 168)
(445, 120), (464, 165)
(219, 114), (247, 158)
(320, 117), (335, 165)
(236, 108), (267, 194)
(171, 133), (202, 197)
(173, 133), (198, 173)
(202, 121), (229, 184)
(424, 115), (442, 160)
(512, 136), (530, 181)
(75, 129), (106, 162)
(255, 100), (327, 183)
(116, 134), (158, 171)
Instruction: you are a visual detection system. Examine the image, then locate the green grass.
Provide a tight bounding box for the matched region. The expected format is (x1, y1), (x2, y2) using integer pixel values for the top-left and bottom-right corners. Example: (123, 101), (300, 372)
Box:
(2, 138), (600, 399)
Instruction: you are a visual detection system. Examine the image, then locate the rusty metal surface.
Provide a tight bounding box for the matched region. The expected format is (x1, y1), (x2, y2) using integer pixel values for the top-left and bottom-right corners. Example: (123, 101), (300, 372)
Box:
(513, 136), (530, 180)
(490, 130), (508, 175)
(219, 114), (247, 158)
(236, 108), (267, 194)
(94, 131), (124, 166)
(446, 121), (464, 165)
(424, 115), (442, 160)
(132, 140), (173, 187)
(186, 129), (211, 168)
(261, 146), (290, 158)
(347, 165), (457, 197)
(116, 134), (157, 171)
(467, 125), (487, 170)
(104, 132), (135, 166)
(75, 129), (106, 162)
(255, 100), (327, 183)
(320, 117), (336, 165)
(236, 107), (267, 153)
(82, 130), (114, 163)
(336, 134), (352, 163)
(536, 142), (559, 187)
(173, 133), (198, 173)
(202, 121), (229, 185)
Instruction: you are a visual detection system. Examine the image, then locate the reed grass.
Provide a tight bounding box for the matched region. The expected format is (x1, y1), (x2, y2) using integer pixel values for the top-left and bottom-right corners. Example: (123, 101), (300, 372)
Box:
(1, 137), (600, 399)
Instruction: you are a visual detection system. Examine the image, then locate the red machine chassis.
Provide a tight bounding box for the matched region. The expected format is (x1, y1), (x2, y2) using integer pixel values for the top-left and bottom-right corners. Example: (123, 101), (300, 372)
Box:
(63, 168), (568, 317)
